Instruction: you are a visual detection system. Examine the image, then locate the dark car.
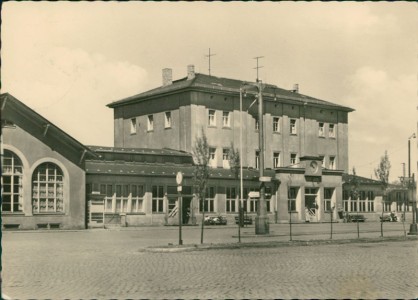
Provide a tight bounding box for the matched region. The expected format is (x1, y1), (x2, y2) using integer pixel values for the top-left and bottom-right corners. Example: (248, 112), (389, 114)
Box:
(235, 215), (253, 225)
(380, 213), (397, 222)
(204, 216), (227, 225)
(212, 216), (228, 225)
(348, 214), (366, 222)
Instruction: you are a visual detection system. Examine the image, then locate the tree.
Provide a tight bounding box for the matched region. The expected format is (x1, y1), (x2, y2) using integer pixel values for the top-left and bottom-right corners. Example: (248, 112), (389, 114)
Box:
(374, 150), (391, 189)
(192, 128), (210, 244)
(228, 142), (240, 180)
(374, 150), (391, 236)
(349, 167), (360, 201)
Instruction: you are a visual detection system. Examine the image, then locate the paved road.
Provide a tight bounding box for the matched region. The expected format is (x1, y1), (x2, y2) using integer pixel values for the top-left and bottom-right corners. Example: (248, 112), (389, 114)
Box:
(2, 223), (417, 299)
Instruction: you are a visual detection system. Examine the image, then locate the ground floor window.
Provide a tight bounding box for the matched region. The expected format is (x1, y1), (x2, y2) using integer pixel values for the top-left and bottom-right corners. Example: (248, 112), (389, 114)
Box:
(226, 187), (237, 212)
(351, 201), (357, 212)
(368, 200), (374, 212)
(288, 187), (297, 212)
(131, 185), (144, 212)
(201, 187), (215, 212)
(359, 200), (366, 212)
(344, 200), (349, 212)
(2, 150), (23, 213)
(32, 162), (64, 213)
(324, 188), (334, 212)
(152, 185), (164, 213)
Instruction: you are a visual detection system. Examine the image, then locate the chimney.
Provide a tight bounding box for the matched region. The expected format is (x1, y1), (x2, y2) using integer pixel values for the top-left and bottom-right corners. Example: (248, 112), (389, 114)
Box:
(292, 83), (299, 93)
(187, 64), (195, 80)
(162, 68), (172, 86)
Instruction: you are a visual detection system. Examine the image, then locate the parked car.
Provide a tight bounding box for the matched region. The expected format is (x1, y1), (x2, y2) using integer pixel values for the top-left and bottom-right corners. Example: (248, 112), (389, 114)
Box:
(204, 215), (227, 225)
(348, 214), (366, 222)
(212, 216), (228, 225)
(235, 215), (253, 225)
(380, 213), (398, 222)
(204, 216), (215, 225)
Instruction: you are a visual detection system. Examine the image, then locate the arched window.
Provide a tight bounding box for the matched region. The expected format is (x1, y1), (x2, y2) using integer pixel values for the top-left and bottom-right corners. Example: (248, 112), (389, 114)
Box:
(2, 150), (23, 212)
(32, 163), (64, 213)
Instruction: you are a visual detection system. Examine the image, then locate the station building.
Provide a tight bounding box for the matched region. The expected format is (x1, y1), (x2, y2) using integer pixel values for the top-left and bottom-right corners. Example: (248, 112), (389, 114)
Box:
(2, 67), (414, 229)
(106, 65), (355, 224)
(1, 93), (96, 230)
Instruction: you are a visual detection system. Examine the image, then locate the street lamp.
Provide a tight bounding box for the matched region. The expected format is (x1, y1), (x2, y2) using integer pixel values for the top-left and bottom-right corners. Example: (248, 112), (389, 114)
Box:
(408, 133), (417, 235)
(239, 81), (270, 235)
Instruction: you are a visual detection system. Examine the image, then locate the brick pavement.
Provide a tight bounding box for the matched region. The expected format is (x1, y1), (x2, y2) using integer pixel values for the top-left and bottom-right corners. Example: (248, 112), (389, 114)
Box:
(2, 223), (418, 299)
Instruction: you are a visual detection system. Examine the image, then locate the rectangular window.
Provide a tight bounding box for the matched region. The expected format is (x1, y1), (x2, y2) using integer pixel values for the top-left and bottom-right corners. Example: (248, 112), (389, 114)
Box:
(318, 122), (325, 137)
(164, 111), (172, 128)
(367, 191), (375, 212)
(329, 123), (335, 138)
(273, 152), (280, 168)
(209, 148), (216, 167)
(152, 185), (164, 213)
(100, 184), (106, 195)
(351, 201), (357, 212)
(208, 110), (216, 126)
(290, 119), (297, 135)
(343, 190), (350, 200)
(288, 187), (298, 212)
(130, 118), (137, 134)
(201, 187), (215, 213)
(329, 156), (336, 170)
(273, 117), (280, 133)
(222, 149), (230, 169)
(106, 185), (113, 197)
(226, 187), (237, 212)
(290, 153), (297, 165)
(222, 111), (230, 127)
(147, 115), (154, 131)
(324, 188), (334, 211)
(116, 185), (122, 197)
(344, 200), (349, 212)
(244, 187), (258, 213)
(319, 155), (325, 167)
(359, 200), (366, 212)
(255, 151), (260, 169)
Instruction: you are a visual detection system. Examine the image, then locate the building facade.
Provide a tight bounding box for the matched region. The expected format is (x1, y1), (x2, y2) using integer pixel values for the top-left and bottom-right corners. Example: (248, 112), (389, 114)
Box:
(1, 93), (96, 230)
(106, 66), (354, 223)
(108, 65), (353, 172)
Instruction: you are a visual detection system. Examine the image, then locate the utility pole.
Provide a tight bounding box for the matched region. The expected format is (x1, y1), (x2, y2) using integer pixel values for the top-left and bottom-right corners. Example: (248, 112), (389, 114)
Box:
(205, 48), (216, 76)
(253, 56), (264, 82)
(408, 134), (417, 235)
(255, 80), (270, 235)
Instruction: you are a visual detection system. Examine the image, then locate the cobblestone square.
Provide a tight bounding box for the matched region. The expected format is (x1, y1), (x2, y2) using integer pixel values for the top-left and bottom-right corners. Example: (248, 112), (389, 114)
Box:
(2, 224), (417, 299)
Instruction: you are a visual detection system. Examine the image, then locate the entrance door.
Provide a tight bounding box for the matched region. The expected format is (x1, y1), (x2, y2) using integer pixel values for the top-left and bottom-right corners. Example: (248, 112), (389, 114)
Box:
(88, 197), (105, 228)
(182, 197), (192, 224)
(305, 188), (318, 222)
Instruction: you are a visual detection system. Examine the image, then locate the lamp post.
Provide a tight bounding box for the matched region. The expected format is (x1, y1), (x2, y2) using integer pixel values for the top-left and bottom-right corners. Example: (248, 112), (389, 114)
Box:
(408, 133), (417, 235)
(239, 81), (269, 235)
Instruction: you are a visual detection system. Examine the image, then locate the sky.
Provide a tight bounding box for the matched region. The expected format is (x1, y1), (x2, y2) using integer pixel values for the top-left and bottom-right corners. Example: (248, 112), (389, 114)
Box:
(2, 1), (417, 182)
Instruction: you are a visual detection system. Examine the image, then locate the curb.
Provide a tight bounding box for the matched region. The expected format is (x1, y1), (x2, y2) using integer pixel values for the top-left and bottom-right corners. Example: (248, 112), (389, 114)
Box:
(140, 235), (418, 253)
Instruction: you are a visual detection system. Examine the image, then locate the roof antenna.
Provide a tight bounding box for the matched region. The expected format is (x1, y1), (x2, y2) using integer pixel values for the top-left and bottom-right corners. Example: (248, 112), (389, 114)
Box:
(205, 48), (216, 76)
(253, 56), (264, 82)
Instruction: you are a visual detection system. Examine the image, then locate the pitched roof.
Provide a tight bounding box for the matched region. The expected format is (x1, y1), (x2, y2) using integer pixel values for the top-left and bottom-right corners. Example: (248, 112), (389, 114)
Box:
(342, 174), (383, 185)
(87, 145), (192, 157)
(1, 93), (98, 166)
(107, 73), (354, 112)
(86, 159), (275, 181)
